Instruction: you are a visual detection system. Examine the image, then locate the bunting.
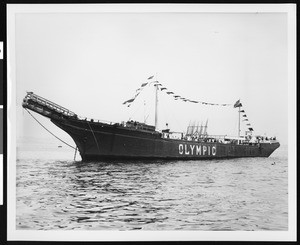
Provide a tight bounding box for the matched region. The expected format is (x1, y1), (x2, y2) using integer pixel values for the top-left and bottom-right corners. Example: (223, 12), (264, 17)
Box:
(123, 76), (234, 108)
(236, 102), (255, 132)
(122, 76), (255, 133)
(122, 76), (155, 107)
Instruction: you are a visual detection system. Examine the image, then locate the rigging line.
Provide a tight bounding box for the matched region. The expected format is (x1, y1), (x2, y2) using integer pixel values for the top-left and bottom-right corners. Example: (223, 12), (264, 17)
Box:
(25, 108), (76, 150)
(86, 121), (101, 153)
(129, 102), (143, 121)
(160, 94), (184, 131)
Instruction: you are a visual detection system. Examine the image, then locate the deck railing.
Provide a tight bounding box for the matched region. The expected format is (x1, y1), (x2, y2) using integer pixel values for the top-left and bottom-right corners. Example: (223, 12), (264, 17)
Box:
(25, 92), (77, 117)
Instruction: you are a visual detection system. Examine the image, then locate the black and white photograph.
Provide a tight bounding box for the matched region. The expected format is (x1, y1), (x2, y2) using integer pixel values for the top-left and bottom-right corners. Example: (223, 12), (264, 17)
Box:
(6, 3), (296, 241)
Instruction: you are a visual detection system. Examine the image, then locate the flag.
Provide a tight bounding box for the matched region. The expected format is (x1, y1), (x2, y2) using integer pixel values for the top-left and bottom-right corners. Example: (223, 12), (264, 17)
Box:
(123, 98), (135, 104)
(148, 75), (154, 80)
(234, 99), (242, 108)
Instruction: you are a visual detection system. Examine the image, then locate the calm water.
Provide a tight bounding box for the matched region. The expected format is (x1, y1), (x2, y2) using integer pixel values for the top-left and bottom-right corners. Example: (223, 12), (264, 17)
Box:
(16, 138), (288, 230)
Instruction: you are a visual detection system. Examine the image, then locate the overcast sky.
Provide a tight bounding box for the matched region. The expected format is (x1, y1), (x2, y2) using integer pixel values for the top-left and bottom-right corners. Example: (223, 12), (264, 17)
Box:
(12, 7), (290, 145)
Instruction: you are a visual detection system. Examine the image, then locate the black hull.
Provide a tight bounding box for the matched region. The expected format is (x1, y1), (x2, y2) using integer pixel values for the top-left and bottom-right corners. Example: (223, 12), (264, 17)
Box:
(51, 118), (280, 162)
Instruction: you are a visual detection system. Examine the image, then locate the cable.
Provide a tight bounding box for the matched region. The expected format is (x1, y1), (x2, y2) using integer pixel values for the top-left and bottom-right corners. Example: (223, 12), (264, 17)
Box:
(25, 109), (77, 150)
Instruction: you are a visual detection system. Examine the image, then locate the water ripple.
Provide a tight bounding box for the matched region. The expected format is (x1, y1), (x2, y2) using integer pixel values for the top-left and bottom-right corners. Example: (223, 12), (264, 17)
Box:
(16, 145), (288, 230)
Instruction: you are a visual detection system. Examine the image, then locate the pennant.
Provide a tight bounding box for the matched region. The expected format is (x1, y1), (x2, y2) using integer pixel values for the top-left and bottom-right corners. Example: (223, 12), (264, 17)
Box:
(242, 115), (247, 117)
(240, 110), (245, 112)
(243, 119), (249, 121)
(148, 75), (154, 80)
(160, 87), (167, 91)
(167, 92), (174, 94)
(174, 95), (180, 98)
(141, 82), (148, 87)
(234, 99), (242, 108)
(123, 98), (135, 104)
(248, 127), (254, 131)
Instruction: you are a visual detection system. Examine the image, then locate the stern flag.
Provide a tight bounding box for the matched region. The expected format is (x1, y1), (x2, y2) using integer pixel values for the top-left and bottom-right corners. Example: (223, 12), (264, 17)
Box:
(234, 99), (242, 108)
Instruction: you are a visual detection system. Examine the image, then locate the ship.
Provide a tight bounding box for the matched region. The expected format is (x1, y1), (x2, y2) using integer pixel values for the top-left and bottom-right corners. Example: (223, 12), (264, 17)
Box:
(22, 78), (280, 161)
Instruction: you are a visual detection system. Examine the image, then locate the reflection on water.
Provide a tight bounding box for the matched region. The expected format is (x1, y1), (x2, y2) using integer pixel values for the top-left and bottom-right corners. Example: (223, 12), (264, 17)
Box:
(16, 139), (288, 230)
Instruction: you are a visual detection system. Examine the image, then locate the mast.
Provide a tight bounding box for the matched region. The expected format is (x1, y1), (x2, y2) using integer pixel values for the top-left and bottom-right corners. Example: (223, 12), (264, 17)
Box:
(154, 84), (158, 130)
(238, 106), (241, 139)
(203, 119), (208, 135)
(143, 100), (146, 123)
(199, 122), (203, 137)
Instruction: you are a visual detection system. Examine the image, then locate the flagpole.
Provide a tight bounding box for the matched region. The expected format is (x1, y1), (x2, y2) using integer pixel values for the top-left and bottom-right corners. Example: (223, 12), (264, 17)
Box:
(238, 105), (241, 140)
(155, 84), (158, 130)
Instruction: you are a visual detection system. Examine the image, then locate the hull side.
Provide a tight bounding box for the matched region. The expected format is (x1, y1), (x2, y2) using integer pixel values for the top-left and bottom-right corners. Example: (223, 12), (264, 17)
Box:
(52, 118), (280, 161)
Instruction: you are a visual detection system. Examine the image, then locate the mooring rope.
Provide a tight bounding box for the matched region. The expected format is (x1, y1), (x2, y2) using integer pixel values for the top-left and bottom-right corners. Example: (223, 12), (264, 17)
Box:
(25, 109), (77, 150)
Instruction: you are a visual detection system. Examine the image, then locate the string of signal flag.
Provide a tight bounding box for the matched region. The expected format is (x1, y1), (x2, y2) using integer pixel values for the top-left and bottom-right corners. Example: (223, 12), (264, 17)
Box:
(123, 76), (254, 132)
(234, 99), (254, 132)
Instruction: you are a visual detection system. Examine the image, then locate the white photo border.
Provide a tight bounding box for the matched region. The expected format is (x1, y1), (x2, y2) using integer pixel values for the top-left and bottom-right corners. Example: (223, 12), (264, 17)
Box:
(7, 3), (296, 241)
